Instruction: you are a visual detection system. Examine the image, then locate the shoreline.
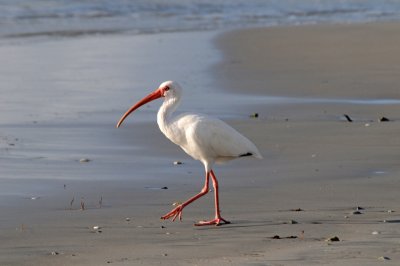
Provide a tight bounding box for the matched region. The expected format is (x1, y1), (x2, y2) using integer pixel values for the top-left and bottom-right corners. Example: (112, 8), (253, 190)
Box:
(2, 22), (400, 265)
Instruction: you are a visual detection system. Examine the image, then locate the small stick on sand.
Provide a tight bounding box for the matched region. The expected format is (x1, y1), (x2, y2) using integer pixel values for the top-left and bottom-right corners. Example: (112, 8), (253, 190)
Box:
(80, 198), (85, 211)
(99, 196), (103, 208)
(70, 197), (74, 210)
(300, 230), (305, 240)
(343, 114), (353, 122)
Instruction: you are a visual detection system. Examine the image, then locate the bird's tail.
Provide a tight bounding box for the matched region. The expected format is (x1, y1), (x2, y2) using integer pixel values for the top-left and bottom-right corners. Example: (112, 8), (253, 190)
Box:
(253, 151), (263, 159)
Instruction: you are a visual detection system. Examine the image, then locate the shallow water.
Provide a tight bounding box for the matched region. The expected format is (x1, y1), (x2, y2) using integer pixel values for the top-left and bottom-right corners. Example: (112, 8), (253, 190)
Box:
(0, 31), (225, 125)
(0, 31), (226, 184)
(1, 29), (399, 184)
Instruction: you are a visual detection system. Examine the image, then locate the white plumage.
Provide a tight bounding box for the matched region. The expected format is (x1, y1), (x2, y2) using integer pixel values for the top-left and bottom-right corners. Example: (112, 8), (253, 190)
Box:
(164, 113), (262, 169)
(117, 80), (262, 226)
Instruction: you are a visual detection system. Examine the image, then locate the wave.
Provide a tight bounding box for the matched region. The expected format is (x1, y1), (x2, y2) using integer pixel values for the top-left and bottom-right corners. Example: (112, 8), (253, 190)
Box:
(1, 0), (400, 40)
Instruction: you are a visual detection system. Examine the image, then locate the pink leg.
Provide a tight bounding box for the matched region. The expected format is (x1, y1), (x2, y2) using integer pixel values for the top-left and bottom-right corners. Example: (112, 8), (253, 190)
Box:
(161, 171), (210, 222)
(195, 170), (230, 226)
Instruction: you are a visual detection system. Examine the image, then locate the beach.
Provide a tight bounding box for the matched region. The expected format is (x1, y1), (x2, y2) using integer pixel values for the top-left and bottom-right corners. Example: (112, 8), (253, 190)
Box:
(1, 22), (400, 265)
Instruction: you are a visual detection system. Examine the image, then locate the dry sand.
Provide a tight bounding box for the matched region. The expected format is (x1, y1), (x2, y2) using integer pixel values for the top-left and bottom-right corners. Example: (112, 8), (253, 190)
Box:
(1, 22), (400, 265)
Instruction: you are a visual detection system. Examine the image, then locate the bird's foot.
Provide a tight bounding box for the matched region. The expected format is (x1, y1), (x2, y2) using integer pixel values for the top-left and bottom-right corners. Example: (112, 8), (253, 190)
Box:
(194, 217), (230, 226)
(161, 204), (184, 222)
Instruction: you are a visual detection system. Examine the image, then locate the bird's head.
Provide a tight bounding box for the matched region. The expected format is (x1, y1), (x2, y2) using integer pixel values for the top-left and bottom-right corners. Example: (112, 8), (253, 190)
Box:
(159, 80), (182, 99)
(116, 80), (182, 128)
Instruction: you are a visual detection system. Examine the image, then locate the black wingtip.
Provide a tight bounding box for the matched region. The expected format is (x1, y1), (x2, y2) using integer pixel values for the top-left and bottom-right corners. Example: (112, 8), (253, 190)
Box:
(239, 152), (253, 157)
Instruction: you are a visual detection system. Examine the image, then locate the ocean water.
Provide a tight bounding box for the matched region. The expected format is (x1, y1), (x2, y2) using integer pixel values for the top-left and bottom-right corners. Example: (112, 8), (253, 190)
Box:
(1, 0), (400, 39)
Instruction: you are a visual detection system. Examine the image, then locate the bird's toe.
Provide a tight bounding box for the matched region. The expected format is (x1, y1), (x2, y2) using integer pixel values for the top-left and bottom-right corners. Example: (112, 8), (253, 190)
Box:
(194, 217), (230, 226)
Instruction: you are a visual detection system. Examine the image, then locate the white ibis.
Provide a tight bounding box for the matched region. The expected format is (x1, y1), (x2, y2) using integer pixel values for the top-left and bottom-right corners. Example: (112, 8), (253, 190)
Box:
(117, 81), (262, 226)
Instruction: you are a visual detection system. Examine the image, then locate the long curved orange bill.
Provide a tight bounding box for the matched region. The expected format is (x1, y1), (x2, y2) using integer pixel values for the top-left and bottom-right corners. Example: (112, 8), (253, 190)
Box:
(116, 88), (164, 128)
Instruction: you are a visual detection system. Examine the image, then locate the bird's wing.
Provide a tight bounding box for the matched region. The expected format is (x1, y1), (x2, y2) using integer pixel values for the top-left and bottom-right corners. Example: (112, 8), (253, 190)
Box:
(178, 114), (262, 160)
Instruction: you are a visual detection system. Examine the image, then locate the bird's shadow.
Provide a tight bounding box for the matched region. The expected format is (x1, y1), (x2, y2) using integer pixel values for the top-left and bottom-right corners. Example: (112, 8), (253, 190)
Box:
(192, 216), (397, 230)
(193, 219), (281, 230)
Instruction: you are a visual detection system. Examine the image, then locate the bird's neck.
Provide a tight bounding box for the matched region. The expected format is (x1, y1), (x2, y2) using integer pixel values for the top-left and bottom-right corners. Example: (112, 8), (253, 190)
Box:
(157, 96), (180, 134)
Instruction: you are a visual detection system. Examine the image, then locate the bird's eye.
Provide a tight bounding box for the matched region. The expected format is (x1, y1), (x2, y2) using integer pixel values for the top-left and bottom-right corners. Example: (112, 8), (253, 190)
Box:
(164, 86), (170, 91)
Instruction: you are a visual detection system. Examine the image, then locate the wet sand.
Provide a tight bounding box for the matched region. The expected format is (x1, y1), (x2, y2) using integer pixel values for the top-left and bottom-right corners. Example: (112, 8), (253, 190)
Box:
(1, 22), (400, 265)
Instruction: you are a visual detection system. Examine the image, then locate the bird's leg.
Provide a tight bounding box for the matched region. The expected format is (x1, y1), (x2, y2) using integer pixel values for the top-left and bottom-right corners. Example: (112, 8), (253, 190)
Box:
(195, 170), (230, 226)
(161, 172), (210, 222)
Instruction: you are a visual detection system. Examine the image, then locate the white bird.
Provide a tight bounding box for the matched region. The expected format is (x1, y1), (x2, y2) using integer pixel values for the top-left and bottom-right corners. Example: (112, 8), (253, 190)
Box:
(117, 81), (262, 226)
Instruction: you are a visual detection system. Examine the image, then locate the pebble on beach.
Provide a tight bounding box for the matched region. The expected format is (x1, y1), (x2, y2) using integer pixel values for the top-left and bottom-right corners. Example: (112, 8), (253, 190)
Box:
(291, 208), (304, 212)
(249, 113), (259, 118)
(271, 235), (297, 240)
(326, 236), (340, 242)
(92, 226), (102, 233)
